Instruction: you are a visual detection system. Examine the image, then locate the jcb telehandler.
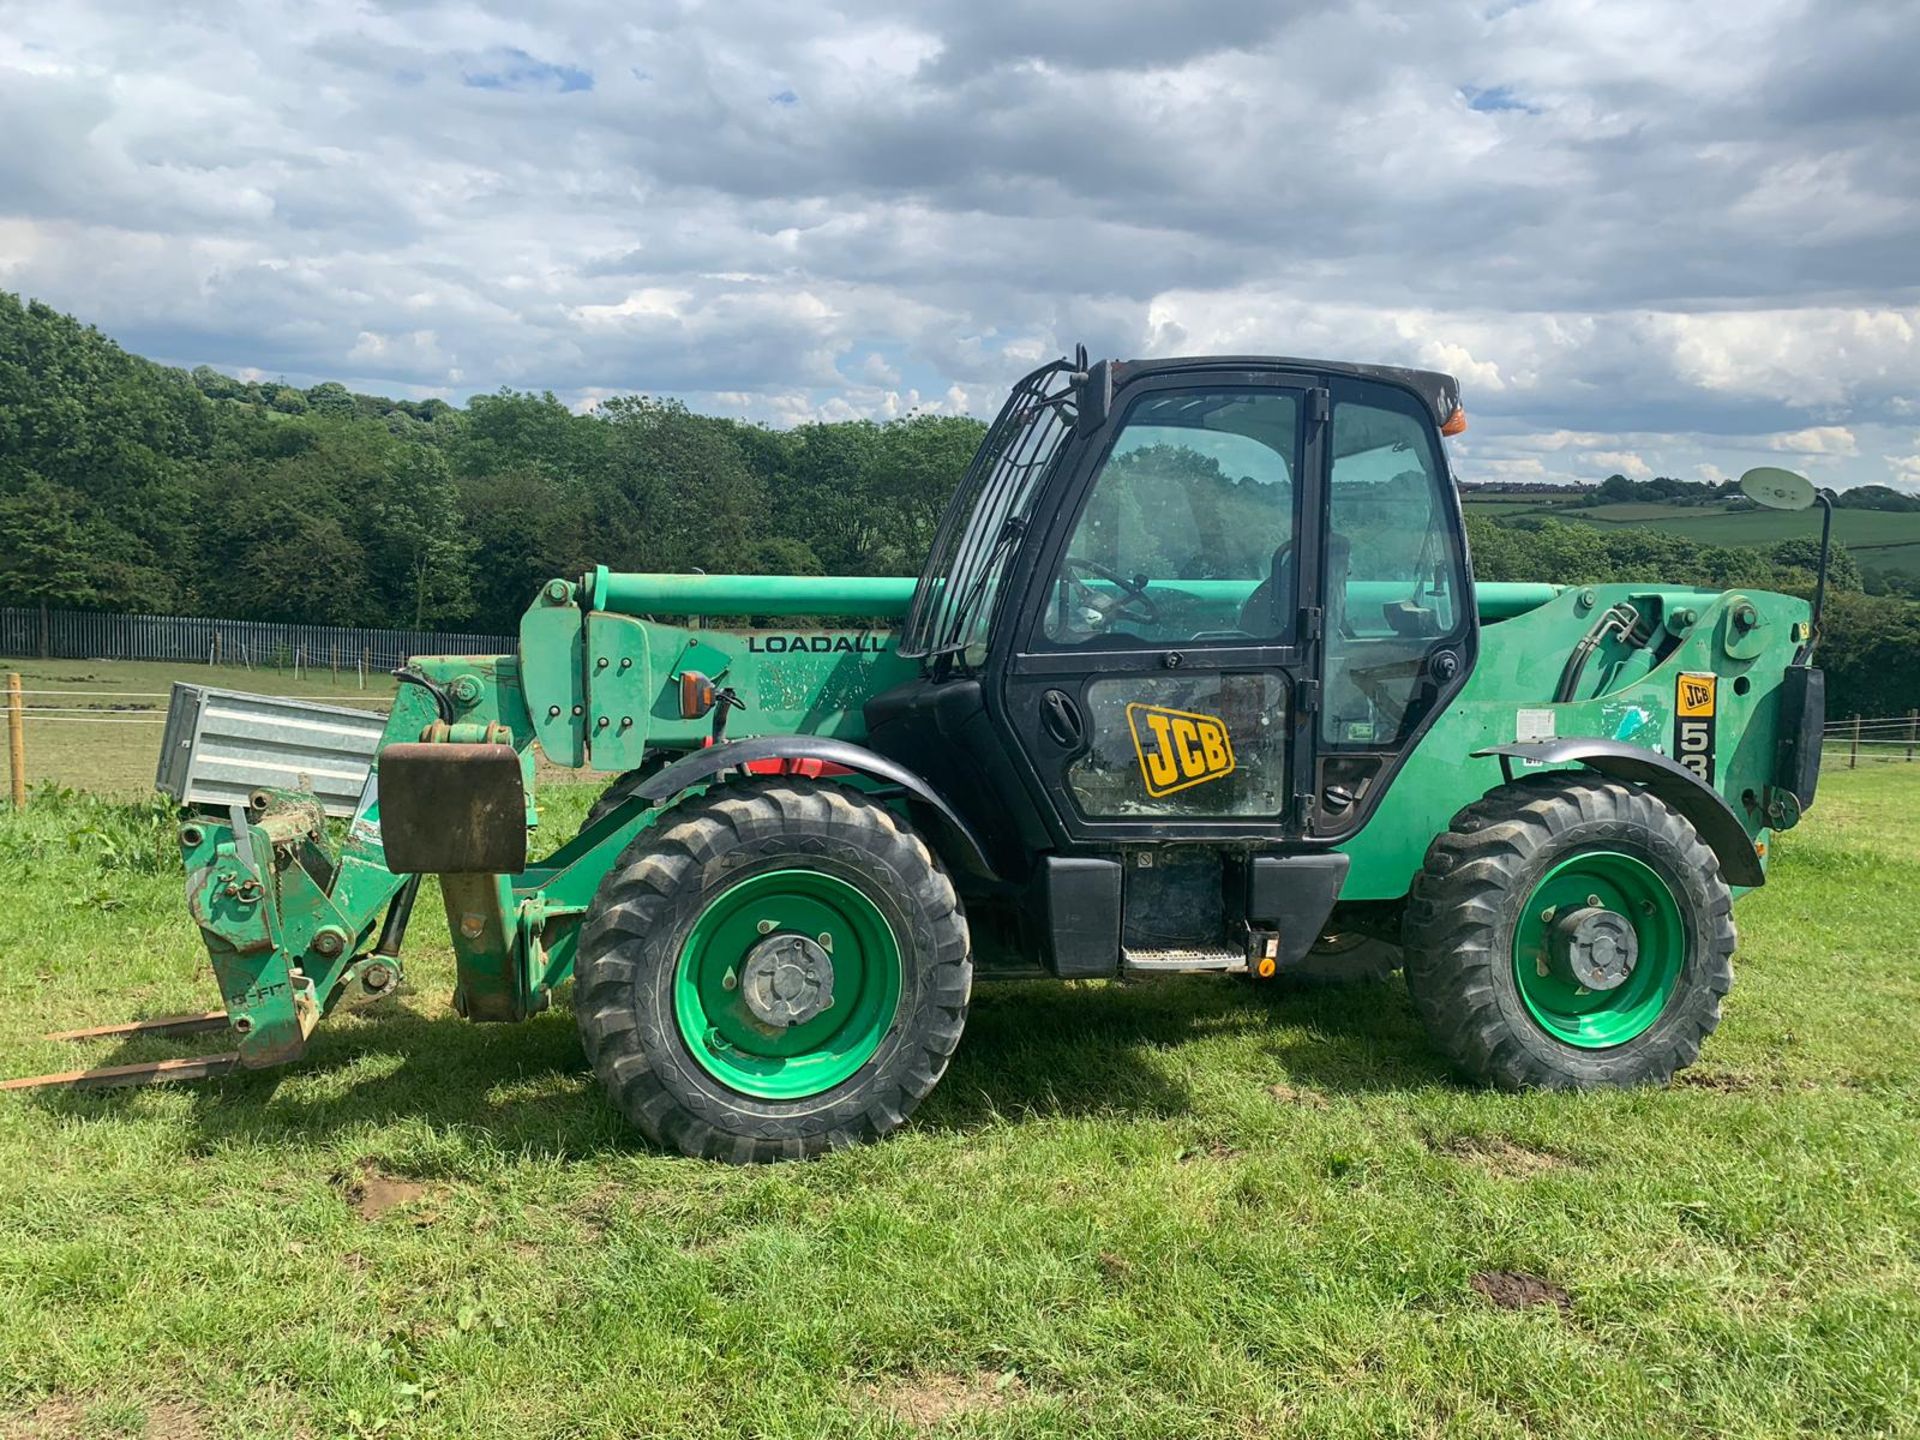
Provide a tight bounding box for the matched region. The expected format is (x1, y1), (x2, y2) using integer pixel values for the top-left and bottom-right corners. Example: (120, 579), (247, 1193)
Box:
(8, 354), (1828, 1163)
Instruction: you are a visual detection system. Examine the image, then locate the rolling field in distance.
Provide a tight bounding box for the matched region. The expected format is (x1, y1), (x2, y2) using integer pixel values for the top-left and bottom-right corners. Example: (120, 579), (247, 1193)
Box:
(1464, 491), (1920, 584)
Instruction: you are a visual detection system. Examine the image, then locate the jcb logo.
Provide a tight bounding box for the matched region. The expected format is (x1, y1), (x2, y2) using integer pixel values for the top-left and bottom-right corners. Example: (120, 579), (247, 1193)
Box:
(1127, 703), (1236, 797)
(1674, 671), (1717, 784)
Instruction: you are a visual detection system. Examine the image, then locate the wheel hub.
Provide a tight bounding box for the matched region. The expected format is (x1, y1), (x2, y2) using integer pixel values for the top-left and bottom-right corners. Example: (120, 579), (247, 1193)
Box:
(1548, 905), (1639, 991)
(740, 933), (835, 1028)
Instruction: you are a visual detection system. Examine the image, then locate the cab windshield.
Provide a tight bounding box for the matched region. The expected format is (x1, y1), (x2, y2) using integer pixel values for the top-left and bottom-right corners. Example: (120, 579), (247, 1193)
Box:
(1039, 388), (1301, 648)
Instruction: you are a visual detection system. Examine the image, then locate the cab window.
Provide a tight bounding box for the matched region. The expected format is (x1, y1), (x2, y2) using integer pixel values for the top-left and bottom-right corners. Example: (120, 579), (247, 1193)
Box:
(1039, 389), (1300, 648)
(1321, 381), (1468, 747)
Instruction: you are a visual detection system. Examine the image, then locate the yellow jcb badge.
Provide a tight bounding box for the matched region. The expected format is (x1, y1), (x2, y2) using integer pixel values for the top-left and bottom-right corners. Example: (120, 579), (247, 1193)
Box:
(1127, 703), (1236, 797)
(1676, 673), (1717, 718)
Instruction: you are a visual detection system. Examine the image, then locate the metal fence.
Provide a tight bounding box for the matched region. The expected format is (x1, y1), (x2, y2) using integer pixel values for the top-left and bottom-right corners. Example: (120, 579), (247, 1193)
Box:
(1823, 713), (1920, 767)
(0, 607), (513, 675)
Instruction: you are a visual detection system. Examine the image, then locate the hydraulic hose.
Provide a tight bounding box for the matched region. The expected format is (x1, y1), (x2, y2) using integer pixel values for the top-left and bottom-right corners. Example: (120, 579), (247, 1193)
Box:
(392, 665), (457, 724)
(1554, 602), (1642, 704)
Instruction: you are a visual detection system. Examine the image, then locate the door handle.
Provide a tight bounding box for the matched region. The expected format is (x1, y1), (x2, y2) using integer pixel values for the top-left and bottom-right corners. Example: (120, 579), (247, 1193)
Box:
(1041, 689), (1085, 748)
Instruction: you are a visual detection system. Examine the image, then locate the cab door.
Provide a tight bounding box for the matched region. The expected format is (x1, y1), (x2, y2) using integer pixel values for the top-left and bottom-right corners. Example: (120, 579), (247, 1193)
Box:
(992, 370), (1326, 844)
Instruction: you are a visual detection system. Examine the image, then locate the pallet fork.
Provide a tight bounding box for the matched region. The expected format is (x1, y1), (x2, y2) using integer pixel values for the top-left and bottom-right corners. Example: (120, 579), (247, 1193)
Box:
(0, 1012), (240, 1092)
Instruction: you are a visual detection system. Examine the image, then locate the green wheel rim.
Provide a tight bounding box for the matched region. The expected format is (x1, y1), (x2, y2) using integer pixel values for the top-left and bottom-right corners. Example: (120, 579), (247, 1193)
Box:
(674, 869), (902, 1099)
(1511, 851), (1687, 1049)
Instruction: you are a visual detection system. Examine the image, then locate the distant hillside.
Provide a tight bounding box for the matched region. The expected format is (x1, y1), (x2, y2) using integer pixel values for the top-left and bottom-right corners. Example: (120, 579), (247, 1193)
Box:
(1464, 474), (1920, 515)
(1464, 489), (1920, 597)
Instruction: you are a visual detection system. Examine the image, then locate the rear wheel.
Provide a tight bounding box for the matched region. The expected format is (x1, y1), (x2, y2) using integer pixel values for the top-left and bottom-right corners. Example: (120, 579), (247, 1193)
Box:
(573, 779), (970, 1161)
(1403, 774), (1735, 1089)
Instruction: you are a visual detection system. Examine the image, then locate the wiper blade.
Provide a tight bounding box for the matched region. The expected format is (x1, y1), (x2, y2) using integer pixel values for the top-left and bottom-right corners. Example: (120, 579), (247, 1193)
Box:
(928, 516), (1025, 657)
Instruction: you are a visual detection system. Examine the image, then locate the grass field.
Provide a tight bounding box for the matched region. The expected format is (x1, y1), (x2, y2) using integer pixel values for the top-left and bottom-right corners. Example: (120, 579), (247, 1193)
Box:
(1461, 494), (1920, 585)
(4, 658), (396, 797)
(2, 766), (1918, 1438)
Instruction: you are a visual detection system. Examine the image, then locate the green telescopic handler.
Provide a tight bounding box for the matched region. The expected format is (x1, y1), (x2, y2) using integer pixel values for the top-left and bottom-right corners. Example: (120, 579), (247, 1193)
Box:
(5, 356), (1828, 1163)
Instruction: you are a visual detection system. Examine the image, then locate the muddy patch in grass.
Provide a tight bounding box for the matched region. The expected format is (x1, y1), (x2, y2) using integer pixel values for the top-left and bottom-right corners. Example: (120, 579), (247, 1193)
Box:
(134, 1402), (209, 1440)
(1432, 1135), (1569, 1178)
(1267, 1082), (1330, 1109)
(1471, 1270), (1572, 1311)
(333, 1161), (434, 1222)
(3, 1396), (211, 1439)
(864, 1371), (1026, 1430)
(1, 1397), (86, 1440)
(1178, 1139), (1242, 1163)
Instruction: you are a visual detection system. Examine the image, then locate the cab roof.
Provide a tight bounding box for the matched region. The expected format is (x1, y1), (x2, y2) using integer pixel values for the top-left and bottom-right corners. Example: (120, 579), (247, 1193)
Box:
(1109, 355), (1463, 428)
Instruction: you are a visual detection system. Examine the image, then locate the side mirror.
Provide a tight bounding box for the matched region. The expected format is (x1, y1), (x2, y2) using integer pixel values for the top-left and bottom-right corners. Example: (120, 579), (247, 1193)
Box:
(1737, 467), (1832, 660)
(1075, 359), (1111, 433)
(1739, 467), (1815, 512)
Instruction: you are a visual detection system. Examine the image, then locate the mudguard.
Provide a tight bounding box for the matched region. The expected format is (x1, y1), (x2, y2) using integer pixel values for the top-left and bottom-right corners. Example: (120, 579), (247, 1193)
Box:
(632, 735), (998, 882)
(1473, 739), (1765, 887)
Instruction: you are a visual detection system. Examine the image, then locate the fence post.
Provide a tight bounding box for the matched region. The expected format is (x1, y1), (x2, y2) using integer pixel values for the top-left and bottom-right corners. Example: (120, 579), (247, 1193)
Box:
(1851, 714), (1861, 770)
(1908, 710), (1917, 763)
(7, 672), (24, 811)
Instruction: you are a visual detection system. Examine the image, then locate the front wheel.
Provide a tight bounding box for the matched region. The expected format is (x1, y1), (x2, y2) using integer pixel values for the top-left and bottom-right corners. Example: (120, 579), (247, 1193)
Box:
(1403, 775), (1736, 1089)
(574, 779), (971, 1161)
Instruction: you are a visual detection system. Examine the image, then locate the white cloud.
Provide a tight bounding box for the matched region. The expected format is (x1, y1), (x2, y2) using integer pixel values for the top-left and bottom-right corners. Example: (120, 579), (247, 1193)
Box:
(1891, 442), (1920, 488)
(1766, 426), (1859, 456)
(0, 0), (1914, 473)
(1476, 457), (1549, 479)
(1587, 451), (1653, 480)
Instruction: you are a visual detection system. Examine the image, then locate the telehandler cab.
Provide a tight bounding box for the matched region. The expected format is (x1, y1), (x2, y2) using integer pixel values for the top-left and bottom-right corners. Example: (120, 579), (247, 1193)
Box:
(8, 354), (1827, 1163)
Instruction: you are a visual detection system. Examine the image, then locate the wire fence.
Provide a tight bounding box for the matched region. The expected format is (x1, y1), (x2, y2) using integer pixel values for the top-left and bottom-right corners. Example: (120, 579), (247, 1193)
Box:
(1822, 713), (1920, 768)
(7, 689), (393, 729)
(0, 606), (513, 676)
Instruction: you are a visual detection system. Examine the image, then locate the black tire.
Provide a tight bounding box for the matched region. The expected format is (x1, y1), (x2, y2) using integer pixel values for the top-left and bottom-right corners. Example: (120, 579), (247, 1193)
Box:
(1402, 774), (1735, 1089)
(573, 779), (971, 1162)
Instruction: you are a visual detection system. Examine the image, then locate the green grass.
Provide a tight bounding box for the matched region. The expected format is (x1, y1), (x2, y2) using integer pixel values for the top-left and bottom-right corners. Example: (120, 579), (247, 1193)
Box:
(2, 772), (1919, 1437)
(3, 658), (396, 797)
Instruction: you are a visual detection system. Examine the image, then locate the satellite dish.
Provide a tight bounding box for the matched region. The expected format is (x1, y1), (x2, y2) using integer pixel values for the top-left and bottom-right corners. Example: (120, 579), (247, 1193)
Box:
(1739, 466), (1815, 512)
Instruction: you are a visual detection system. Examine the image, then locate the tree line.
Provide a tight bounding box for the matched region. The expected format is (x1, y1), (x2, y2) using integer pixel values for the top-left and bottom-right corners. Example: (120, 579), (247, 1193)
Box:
(1495, 470), (1920, 518)
(2, 289), (1914, 717)
(0, 292), (981, 635)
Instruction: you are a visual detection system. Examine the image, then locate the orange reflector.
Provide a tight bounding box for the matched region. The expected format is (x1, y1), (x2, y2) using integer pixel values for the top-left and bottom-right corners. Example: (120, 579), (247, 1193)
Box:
(679, 670), (717, 719)
(1441, 406), (1469, 436)
(1257, 956), (1277, 978)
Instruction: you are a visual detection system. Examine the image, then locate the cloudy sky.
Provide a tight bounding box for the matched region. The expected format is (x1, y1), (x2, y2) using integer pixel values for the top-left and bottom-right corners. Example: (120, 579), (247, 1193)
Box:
(3, 0), (1917, 489)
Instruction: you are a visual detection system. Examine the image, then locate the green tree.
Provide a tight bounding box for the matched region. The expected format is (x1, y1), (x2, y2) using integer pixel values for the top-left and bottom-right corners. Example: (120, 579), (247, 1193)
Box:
(366, 445), (473, 628)
(306, 381), (357, 419)
(457, 469), (593, 631)
(0, 472), (98, 649)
